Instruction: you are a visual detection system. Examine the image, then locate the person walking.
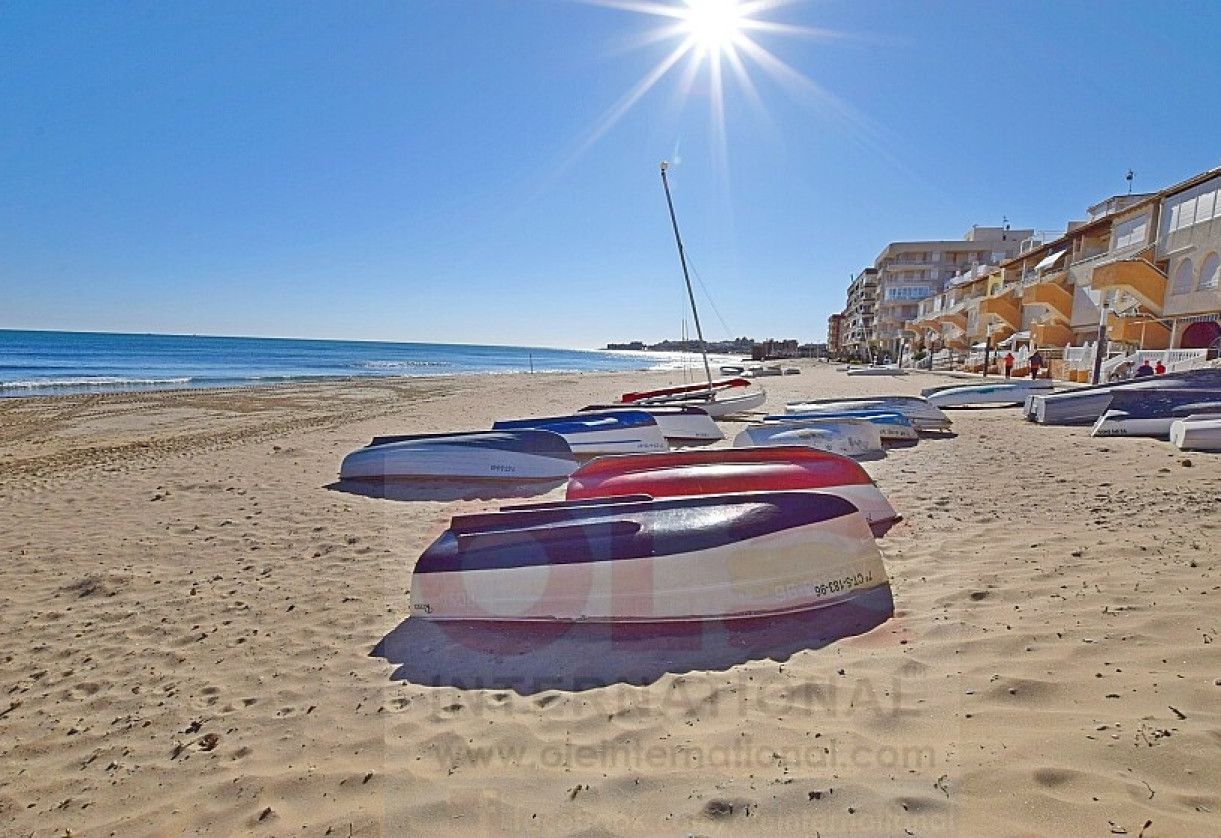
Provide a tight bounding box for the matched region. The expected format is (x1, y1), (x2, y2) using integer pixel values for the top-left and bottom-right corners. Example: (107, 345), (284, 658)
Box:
(1029, 350), (1044, 380)
(1003, 352), (1015, 379)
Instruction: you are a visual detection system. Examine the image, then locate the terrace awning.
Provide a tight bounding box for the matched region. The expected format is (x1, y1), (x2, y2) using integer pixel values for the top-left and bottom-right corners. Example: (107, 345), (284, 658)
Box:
(1034, 250), (1067, 272)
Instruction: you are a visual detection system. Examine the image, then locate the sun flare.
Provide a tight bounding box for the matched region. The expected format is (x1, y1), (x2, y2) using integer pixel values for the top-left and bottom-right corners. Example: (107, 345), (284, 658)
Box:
(565, 1), (867, 182)
(680, 0), (746, 56)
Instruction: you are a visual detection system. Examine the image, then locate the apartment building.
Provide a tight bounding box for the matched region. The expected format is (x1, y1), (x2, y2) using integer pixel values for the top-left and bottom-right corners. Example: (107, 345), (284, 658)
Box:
(869, 226), (1033, 358)
(1156, 169), (1221, 350)
(901, 164), (1221, 380)
(826, 312), (845, 357)
(839, 268), (878, 360)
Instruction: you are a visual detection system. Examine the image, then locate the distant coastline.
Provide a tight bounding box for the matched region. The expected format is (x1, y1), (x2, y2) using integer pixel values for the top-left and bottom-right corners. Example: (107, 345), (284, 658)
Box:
(607, 336), (825, 359)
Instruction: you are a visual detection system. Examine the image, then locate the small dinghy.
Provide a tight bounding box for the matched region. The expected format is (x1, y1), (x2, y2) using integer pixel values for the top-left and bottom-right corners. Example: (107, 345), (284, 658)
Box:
(577, 404), (723, 441)
(565, 447), (901, 535)
(845, 365), (906, 376)
(785, 396), (952, 433)
(1026, 367), (1221, 424)
(619, 378), (750, 404)
(493, 410), (667, 456)
(626, 384), (767, 417)
(340, 429), (577, 481)
(409, 492), (888, 622)
(1170, 417), (1221, 451)
(768, 410), (918, 442)
(1090, 389), (1221, 437)
(734, 418), (885, 460)
(925, 379), (1054, 408)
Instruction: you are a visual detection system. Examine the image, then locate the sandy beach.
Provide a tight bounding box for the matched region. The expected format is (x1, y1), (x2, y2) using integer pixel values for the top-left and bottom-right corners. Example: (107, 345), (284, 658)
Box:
(1, 364), (1218, 837)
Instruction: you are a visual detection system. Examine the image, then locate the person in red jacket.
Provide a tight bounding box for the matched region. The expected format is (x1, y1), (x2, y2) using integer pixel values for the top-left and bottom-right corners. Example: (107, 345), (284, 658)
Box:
(1154, 360), (1166, 375)
(1003, 352), (1015, 379)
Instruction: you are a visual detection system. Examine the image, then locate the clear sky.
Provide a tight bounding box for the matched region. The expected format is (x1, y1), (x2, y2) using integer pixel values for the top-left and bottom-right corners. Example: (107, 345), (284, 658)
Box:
(3, 1), (1219, 349)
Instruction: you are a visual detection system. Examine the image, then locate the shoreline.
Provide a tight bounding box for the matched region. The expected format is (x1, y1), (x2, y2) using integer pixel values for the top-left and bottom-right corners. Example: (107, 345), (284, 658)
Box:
(2, 362), (1217, 836)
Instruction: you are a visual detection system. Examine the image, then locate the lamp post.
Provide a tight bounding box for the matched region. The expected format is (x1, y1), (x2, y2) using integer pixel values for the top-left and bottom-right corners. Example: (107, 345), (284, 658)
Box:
(1090, 301), (1108, 385)
(982, 322), (993, 377)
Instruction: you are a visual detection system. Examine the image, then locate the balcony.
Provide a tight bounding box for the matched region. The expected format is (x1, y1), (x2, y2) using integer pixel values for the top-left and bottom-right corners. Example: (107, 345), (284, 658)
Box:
(1091, 259), (1167, 314)
(1032, 321), (1073, 347)
(980, 294), (1022, 329)
(1106, 312), (1171, 349)
(1022, 282), (1073, 321)
(938, 310), (968, 330)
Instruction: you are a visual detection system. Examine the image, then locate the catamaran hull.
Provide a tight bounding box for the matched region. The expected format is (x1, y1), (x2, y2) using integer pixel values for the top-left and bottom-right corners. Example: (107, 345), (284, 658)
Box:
(410, 493), (888, 622)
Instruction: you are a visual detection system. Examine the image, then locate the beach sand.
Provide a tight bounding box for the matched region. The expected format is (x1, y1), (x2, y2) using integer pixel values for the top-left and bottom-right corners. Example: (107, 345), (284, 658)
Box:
(1, 365), (1218, 837)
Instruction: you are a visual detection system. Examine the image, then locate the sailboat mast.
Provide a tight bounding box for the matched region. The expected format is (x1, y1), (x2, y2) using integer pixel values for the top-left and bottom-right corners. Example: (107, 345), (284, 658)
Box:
(659, 161), (714, 391)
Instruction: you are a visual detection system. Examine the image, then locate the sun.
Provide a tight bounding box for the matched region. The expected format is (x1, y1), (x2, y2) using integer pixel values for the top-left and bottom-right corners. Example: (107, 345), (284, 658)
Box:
(560, 1), (863, 182)
(680, 0), (747, 56)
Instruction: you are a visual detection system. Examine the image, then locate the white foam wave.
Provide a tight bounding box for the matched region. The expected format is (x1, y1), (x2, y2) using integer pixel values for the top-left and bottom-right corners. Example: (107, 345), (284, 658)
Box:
(354, 360), (450, 369)
(0, 376), (193, 390)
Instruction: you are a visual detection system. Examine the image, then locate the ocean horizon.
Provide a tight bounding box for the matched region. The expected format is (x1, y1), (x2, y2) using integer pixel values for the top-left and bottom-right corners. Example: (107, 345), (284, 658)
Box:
(0, 329), (737, 399)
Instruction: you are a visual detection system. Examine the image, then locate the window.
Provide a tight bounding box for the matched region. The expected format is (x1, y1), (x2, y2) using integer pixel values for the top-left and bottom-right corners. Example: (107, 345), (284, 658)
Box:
(1172, 258), (1195, 295)
(1164, 177), (1221, 233)
(884, 286), (931, 300)
(1199, 252), (1220, 292)
(1113, 214), (1149, 249)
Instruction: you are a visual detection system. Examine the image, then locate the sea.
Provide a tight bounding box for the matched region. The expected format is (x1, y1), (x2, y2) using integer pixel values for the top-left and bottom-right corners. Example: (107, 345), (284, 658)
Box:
(0, 330), (731, 399)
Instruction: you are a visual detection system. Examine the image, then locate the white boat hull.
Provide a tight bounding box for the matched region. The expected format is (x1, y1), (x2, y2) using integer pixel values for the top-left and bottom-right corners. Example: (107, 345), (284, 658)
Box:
(845, 366), (906, 376)
(579, 406), (723, 441)
(927, 381), (1053, 408)
(785, 397), (951, 432)
(734, 420), (884, 459)
(412, 511), (887, 622)
(640, 387), (767, 417)
(1092, 411), (1221, 438)
(494, 412), (669, 456)
(341, 439), (575, 481)
(1170, 417), (1221, 451)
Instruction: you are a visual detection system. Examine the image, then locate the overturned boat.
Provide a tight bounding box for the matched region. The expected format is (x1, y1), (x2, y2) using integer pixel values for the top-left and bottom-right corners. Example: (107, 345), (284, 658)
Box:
(577, 404), (723, 441)
(492, 410), (668, 456)
(785, 396), (952, 433)
(845, 365), (907, 376)
(565, 447), (901, 535)
(1090, 389), (1221, 437)
(1170, 417), (1221, 451)
(409, 492), (889, 622)
(623, 384), (767, 418)
(340, 429), (577, 481)
(1024, 367), (1221, 424)
(925, 379), (1054, 409)
(734, 418), (885, 460)
(768, 409), (918, 442)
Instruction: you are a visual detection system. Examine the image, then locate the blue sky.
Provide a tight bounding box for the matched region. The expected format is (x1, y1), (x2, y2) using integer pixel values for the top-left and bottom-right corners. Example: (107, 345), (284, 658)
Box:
(3, 0), (1219, 349)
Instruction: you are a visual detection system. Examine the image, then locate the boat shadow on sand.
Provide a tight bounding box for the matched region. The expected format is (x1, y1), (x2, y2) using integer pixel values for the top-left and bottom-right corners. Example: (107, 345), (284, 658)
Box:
(326, 478), (566, 503)
(372, 586), (893, 695)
